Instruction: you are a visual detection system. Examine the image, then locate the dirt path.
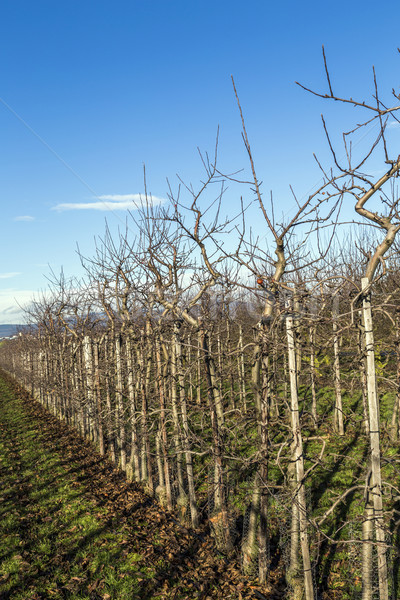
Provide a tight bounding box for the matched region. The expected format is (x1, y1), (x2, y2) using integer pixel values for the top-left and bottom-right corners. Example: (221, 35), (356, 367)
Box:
(0, 371), (280, 600)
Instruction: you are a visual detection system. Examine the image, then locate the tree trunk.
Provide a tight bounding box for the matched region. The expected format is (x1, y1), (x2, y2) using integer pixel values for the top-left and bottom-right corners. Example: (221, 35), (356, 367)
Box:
(155, 335), (173, 510)
(286, 305), (314, 600)
(201, 326), (233, 554)
(104, 335), (117, 464)
(258, 332), (270, 585)
(174, 322), (199, 527)
(242, 475), (261, 576)
(362, 491), (374, 600)
(357, 310), (370, 437)
(115, 333), (127, 471)
(332, 298), (344, 436)
(126, 335), (141, 481)
(361, 277), (388, 600)
(93, 341), (105, 456)
(391, 309), (400, 440)
(197, 331), (202, 406)
(170, 330), (186, 507)
(238, 325), (247, 413)
(309, 326), (318, 428)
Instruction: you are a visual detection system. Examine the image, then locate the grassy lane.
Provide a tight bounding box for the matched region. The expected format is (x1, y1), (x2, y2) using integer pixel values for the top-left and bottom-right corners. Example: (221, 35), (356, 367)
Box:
(0, 372), (267, 600)
(0, 374), (157, 600)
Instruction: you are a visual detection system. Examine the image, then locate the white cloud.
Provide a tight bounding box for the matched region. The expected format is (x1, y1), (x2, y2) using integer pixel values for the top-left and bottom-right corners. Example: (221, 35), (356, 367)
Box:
(0, 272), (21, 280)
(98, 194), (151, 202)
(14, 215), (35, 222)
(0, 289), (36, 324)
(52, 194), (166, 212)
(387, 120), (400, 129)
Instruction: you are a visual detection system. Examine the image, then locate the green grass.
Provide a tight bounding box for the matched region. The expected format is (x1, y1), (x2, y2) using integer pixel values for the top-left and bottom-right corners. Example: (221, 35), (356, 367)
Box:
(2, 363), (400, 599)
(0, 377), (156, 600)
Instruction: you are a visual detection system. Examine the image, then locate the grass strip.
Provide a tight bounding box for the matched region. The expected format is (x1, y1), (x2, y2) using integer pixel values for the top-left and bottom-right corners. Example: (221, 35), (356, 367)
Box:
(0, 375), (156, 600)
(0, 372), (267, 600)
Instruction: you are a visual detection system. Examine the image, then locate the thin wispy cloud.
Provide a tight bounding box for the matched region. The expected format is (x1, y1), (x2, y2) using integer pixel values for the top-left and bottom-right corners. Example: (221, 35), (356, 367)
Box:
(3, 305), (21, 315)
(0, 272), (21, 280)
(98, 194), (152, 202)
(14, 215), (35, 221)
(0, 288), (38, 324)
(52, 194), (166, 212)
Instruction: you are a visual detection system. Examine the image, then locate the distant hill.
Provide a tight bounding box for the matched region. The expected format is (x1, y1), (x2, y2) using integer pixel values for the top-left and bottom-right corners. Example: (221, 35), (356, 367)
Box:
(0, 324), (20, 338)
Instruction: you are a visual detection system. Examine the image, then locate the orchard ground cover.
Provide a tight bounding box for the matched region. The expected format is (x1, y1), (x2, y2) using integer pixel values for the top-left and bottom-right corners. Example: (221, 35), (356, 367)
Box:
(0, 370), (281, 600)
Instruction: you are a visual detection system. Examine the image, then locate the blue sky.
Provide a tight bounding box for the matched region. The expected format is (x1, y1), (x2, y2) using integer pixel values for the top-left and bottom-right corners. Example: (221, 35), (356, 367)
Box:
(1, 0), (400, 323)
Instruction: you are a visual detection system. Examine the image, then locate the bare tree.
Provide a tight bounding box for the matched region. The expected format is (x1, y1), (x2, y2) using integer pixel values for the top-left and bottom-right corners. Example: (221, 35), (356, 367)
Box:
(299, 46), (400, 600)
